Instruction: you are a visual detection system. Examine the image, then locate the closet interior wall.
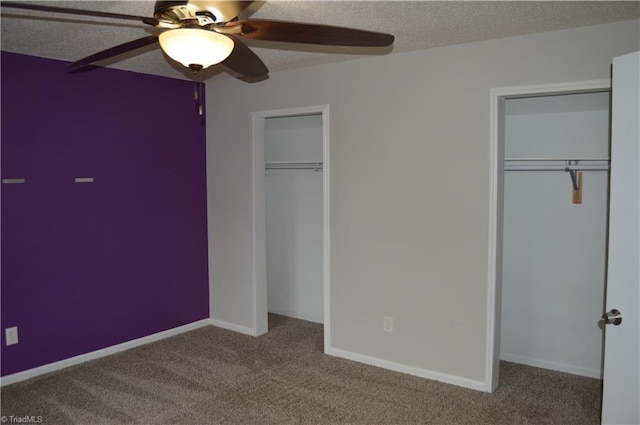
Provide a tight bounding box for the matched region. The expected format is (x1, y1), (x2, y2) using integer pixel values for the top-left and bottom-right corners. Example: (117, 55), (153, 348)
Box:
(265, 114), (324, 323)
(501, 92), (610, 378)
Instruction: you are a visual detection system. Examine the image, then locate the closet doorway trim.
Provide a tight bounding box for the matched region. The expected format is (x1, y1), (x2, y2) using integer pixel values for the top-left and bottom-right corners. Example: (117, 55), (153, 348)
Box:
(486, 80), (610, 392)
(250, 105), (330, 347)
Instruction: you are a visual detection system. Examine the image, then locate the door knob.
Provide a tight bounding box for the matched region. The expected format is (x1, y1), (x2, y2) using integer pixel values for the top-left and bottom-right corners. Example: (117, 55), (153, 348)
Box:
(602, 309), (623, 326)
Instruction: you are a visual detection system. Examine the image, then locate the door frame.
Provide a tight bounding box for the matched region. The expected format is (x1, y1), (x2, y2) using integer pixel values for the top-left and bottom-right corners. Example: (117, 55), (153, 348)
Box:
(250, 104), (331, 347)
(486, 80), (610, 391)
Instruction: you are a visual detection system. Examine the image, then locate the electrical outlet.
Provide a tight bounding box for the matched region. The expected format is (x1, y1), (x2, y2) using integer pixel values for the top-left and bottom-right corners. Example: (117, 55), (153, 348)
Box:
(383, 316), (393, 333)
(5, 326), (18, 346)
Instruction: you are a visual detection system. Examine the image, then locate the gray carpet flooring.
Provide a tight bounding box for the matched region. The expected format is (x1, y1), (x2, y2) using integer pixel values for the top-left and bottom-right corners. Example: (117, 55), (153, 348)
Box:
(1, 314), (602, 424)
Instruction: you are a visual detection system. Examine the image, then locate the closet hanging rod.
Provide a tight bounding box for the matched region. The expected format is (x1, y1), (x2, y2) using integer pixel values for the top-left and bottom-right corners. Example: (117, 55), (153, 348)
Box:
(504, 165), (609, 171)
(505, 158), (609, 171)
(504, 157), (609, 162)
(265, 161), (323, 171)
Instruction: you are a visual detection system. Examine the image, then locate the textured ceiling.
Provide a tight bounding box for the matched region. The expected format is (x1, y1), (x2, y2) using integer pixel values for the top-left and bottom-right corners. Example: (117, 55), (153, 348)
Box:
(2, 1), (639, 81)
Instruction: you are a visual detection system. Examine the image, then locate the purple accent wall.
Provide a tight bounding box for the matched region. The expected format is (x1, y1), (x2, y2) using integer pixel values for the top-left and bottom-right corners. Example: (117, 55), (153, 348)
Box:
(1, 52), (209, 376)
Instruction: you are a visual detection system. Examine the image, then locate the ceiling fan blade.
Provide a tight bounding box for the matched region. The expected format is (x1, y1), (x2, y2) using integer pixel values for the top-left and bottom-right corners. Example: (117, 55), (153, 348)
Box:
(67, 35), (159, 71)
(230, 19), (394, 47)
(222, 35), (268, 78)
(0, 1), (159, 26)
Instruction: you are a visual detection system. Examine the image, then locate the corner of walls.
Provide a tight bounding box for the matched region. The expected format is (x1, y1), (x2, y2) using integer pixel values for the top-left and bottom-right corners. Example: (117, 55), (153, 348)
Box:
(209, 319), (259, 336)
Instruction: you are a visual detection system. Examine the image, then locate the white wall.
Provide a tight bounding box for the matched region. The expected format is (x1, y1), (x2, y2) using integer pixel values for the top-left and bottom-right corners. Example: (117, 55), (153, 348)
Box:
(501, 93), (609, 378)
(206, 19), (640, 388)
(504, 92), (610, 158)
(265, 115), (324, 323)
(265, 115), (323, 162)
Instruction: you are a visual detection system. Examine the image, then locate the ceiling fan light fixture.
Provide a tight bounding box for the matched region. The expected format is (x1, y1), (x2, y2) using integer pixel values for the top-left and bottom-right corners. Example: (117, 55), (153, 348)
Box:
(159, 28), (234, 69)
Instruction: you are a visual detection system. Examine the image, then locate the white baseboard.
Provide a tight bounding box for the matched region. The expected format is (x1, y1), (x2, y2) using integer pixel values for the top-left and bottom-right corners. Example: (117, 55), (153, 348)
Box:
(209, 318), (257, 336)
(0, 319), (211, 387)
(500, 352), (602, 379)
(326, 346), (488, 392)
(267, 308), (324, 324)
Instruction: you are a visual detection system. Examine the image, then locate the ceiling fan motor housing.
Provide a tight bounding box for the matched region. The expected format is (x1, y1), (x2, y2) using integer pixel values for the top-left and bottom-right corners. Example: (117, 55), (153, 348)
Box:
(154, 1), (190, 18)
(154, 1), (225, 25)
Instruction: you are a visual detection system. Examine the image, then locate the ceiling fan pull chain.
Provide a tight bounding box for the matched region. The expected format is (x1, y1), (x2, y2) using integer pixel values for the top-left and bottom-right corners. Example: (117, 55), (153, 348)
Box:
(199, 76), (204, 117)
(188, 64), (203, 116)
(193, 74), (204, 116)
(194, 79), (199, 101)
(194, 85), (199, 115)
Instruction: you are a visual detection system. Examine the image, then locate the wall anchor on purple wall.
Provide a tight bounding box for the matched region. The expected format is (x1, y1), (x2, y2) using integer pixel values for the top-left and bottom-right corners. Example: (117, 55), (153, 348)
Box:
(2, 178), (25, 184)
(74, 177), (94, 183)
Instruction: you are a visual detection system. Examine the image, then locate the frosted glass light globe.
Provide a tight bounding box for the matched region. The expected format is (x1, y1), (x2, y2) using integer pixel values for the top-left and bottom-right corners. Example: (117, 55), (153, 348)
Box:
(159, 28), (234, 69)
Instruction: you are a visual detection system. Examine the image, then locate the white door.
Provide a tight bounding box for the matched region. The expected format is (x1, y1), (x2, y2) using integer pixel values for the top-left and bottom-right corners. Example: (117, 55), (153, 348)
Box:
(601, 51), (640, 425)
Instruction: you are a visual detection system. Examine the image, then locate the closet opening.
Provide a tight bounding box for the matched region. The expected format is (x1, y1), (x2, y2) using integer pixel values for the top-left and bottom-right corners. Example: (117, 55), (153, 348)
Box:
(501, 90), (610, 378)
(264, 114), (324, 324)
(251, 105), (330, 348)
(487, 81), (611, 391)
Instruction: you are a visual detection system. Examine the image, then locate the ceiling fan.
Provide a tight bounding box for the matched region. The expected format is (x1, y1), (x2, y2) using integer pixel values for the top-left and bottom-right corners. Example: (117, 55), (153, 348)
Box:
(0, 1), (395, 79)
